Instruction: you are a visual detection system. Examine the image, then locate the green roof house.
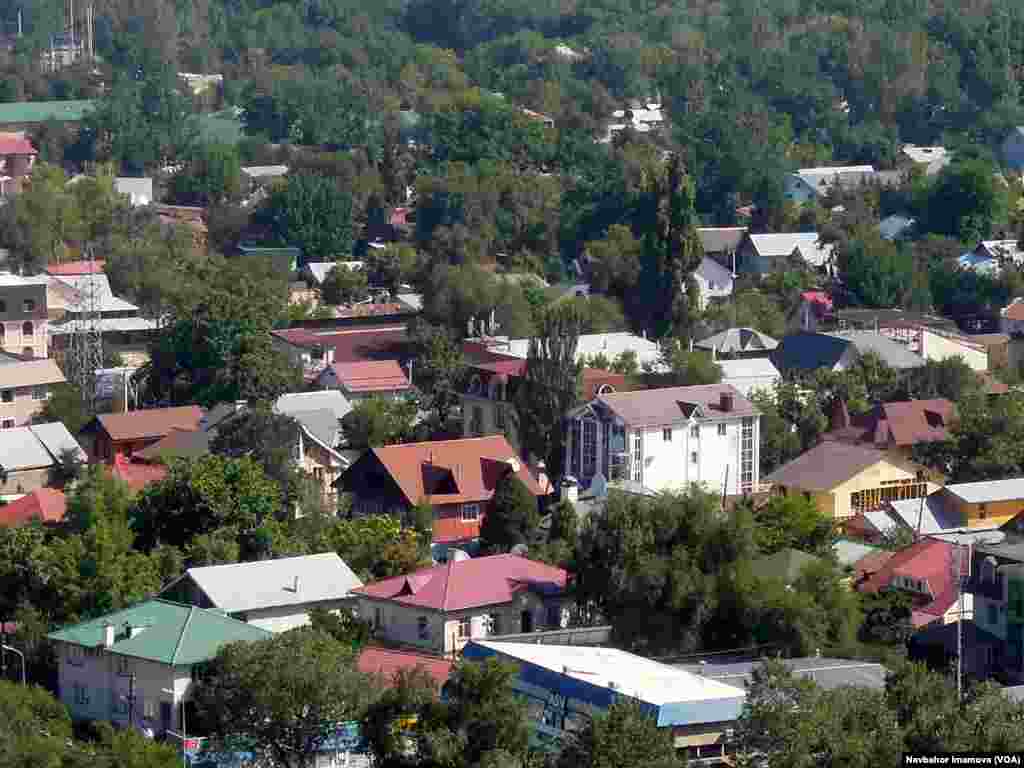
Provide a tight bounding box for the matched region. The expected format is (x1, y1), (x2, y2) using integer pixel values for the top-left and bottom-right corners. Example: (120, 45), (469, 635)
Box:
(48, 599), (271, 733)
(749, 548), (825, 586)
(0, 100), (95, 131)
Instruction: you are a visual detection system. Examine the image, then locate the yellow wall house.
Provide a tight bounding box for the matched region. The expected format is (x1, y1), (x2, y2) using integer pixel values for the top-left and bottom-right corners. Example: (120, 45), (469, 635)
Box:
(766, 440), (941, 521)
(933, 479), (1024, 529)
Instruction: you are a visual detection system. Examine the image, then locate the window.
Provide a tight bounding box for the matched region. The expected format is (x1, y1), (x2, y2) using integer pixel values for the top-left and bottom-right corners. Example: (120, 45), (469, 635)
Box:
(495, 404), (506, 429)
(22, 299), (34, 313)
(717, 423), (727, 436)
(31, 385), (46, 401)
(570, 420), (581, 477)
(21, 347), (31, 358)
(470, 406), (484, 436)
(989, 604), (998, 626)
(980, 503), (988, 519)
(461, 503), (480, 522)
(73, 683), (89, 705)
(690, 451), (699, 464)
(117, 655), (131, 676)
(487, 613), (500, 636)
(632, 433), (643, 483)
(417, 616), (430, 641)
(690, 425), (699, 439)
(1, 419), (14, 430)
(0, 389), (11, 403)
(0, 301), (5, 313)
(68, 645), (84, 666)
(457, 617), (471, 639)
(468, 375), (483, 396)
(582, 420), (597, 479)
(740, 417), (755, 493)
(21, 321), (32, 337)
(663, 428), (672, 442)
(374, 606), (383, 628)
(143, 699), (157, 719)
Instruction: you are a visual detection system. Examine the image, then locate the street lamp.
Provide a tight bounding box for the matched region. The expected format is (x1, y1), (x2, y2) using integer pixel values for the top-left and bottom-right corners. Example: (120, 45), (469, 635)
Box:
(162, 687), (187, 768)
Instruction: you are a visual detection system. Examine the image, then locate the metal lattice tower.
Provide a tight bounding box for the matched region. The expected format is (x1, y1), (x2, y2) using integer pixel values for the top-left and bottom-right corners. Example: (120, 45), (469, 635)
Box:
(66, 248), (104, 411)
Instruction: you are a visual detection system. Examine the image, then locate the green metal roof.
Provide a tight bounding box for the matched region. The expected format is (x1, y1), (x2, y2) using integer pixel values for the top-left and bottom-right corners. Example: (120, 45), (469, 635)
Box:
(0, 99), (96, 125)
(194, 110), (244, 145)
(47, 598), (272, 665)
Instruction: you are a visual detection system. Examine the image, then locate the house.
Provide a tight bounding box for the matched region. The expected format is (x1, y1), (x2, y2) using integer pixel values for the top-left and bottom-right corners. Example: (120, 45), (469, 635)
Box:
(565, 384), (761, 496)
(908, 620), (1001, 681)
(784, 165), (877, 204)
(822, 399), (955, 458)
(47, 599), (271, 733)
(798, 291), (833, 331)
(771, 331), (925, 375)
(132, 427), (211, 462)
(976, 240), (1024, 267)
(463, 641), (746, 763)
(356, 646), (453, 690)
(695, 327), (778, 358)
(301, 261), (365, 287)
(749, 548), (824, 586)
(114, 177), (153, 207)
(79, 405), (204, 464)
(353, 554), (569, 654)
(0, 487), (67, 526)
(0, 272), (50, 358)
(965, 524), (1024, 681)
(49, 316), (160, 368)
(603, 103), (665, 142)
(45, 270), (142, 319)
(1003, 127), (1024, 171)
(696, 227), (747, 263)
(0, 422), (85, 499)
(0, 99), (94, 132)
(857, 537), (972, 628)
(919, 328), (1005, 372)
(461, 345), (626, 455)
(315, 360), (411, 401)
(717, 357), (781, 398)
(0, 132), (36, 196)
(159, 553), (363, 633)
(339, 436), (550, 546)
(676, 656), (888, 691)
(241, 165), (289, 182)
(693, 257), (734, 310)
(736, 232), (834, 276)
(1002, 298), (1024, 336)
(900, 145), (951, 176)
(0, 357), (66, 427)
(109, 454), (169, 492)
(274, 391), (352, 501)
(959, 250), (1001, 276)
(271, 324), (413, 382)
(765, 441), (936, 521)
(497, 331), (663, 370)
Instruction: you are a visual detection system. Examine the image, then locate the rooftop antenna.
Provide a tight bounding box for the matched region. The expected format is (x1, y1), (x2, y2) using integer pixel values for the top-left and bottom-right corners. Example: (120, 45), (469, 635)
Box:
(66, 247), (103, 412)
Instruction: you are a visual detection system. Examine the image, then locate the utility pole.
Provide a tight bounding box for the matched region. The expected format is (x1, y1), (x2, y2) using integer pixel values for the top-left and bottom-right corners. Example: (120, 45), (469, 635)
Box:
(128, 673), (136, 728)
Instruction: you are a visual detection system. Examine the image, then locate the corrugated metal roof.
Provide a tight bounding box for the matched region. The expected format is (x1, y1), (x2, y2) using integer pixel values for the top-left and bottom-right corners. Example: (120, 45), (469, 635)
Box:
(177, 553), (363, 614)
(594, 383), (758, 428)
(0, 99), (95, 125)
(94, 406), (204, 442)
(30, 422), (86, 462)
(944, 477), (1024, 504)
(275, 390), (351, 422)
(0, 425), (65, 470)
(677, 657), (888, 691)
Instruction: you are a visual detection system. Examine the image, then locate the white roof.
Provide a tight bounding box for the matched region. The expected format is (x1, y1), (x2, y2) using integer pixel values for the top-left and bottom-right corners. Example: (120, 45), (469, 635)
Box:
(503, 332), (663, 368)
(902, 145), (950, 173)
(944, 478), (1024, 505)
(397, 293), (423, 310)
(274, 390), (351, 422)
(793, 165), (876, 190)
(241, 165), (289, 178)
(959, 252), (1000, 274)
(304, 261), (364, 285)
(718, 357), (780, 380)
(0, 423), (85, 471)
(474, 641), (746, 707)
(979, 240), (1024, 265)
(114, 177), (153, 202)
(0, 272), (48, 287)
(51, 273), (139, 314)
(30, 422), (87, 463)
(181, 553), (363, 613)
(51, 317), (160, 334)
(748, 233), (834, 267)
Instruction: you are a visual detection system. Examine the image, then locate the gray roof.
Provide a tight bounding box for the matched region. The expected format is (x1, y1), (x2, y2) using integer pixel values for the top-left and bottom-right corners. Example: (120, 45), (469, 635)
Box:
(174, 553), (363, 613)
(1003, 685), (1024, 703)
(51, 317), (159, 334)
(696, 256), (734, 286)
(275, 391), (352, 422)
(0, 423), (84, 471)
(290, 408), (342, 451)
(943, 478), (1024, 505)
(590, 384), (759, 428)
(397, 293), (423, 311)
(766, 441), (890, 491)
(51, 273), (139, 314)
(696, 227), (746, 255)
(676, 657), (888, 691)
(773, 331), (925, 372)
(114, 177), (153, 203)
(885, 496), (967, 535)
(878, 215), (916, 241)
(696, 327), (778, 354)
(833, 331), (926, 369)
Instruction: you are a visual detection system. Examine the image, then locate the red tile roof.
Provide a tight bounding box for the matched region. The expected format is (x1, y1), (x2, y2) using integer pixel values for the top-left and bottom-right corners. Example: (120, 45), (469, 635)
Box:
(857, 538), (965, 622)
(370, 436), (547, 506)
(432, 516), (481, 544)
(109, 455), (169, 491)
(1005, 301), (1024, 322)
(825, 399), (955, 448)
(330, 360), (410, 392)
(93, 406), (204, 442)
(464, 344), (627, 399)
(272, 325), (411, 363)
(389, 208), (410, 227)
(801, 291), (833, 310)
(44, 260), (106, 276)
(0, 488), (66, 526)
(357, 646), (452, 689)
(0, 133), (36, 155)
(354, 553), (568, 612)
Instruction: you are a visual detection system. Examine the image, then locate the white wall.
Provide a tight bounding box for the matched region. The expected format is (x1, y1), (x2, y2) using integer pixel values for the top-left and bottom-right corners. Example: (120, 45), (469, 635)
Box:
(641, 418), (758, 496)
(243, 600), (353, 633)
(919, 329), (988, 372)
(721, 373), (780, 399)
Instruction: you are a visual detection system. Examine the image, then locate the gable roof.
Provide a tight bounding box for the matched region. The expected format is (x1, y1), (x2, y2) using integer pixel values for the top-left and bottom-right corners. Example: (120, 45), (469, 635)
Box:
(747, 233), (834, 267)
(766, 441), (894, 491)
(29, 422), (87, 462)
(718, 357), (781, 382)
(114, 177), (153, 203)
(857, 538), (964, 623)
(0, 358), (66, 388)
(109, 456), (168, 492)
(361, 436), (546, 506)
(91, 406), (204, 442)
(357, 646), (453, 689)
(49, 272), (139, 314)
(0, 423), (84, 471)
(354, 554), (567, 612)
(47, 598), (272, 665)
(275, 391), (351, 422)
(978, 240), (1024, 265)
(43, 260), (106, 276)
(0, 488), (67, 526)
(0, 133), (36, 155)
(696, 227), (747, 254)
(134, 428), (211, 461)
(749, 548), (824, 585)
(825, 399), (955, 448)
(502, 332), (663, 367)
(271, 325), (412, 363)
(695, 327), (778, 354)
(696, 256), (734, 286)
(792, 166), (876, 194)
(1003, 299), (1024, 322)
(329, 360), (411, 393)
(885, 495), (968, 535)
(172, 553), (363, 614)
(943, 478), (1024, 505)
(773, 331), (925, 372)
(592, 384), (758, 428)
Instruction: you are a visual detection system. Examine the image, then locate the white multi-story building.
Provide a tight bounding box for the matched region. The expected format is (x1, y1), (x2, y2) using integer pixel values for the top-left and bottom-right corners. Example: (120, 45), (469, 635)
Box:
(564, 383), (761, 496)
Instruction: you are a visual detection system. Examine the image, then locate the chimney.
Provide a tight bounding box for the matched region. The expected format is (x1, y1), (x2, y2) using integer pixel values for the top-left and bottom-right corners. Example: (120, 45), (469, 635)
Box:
(561, 476), (578, 504)
(719, 392), (734, 413)
(103, 622), (115, 648)
(291, 576), (300, 593)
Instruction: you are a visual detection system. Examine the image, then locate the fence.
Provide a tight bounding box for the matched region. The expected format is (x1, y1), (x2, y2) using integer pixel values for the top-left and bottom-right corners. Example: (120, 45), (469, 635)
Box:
(487, 625), (613, 646)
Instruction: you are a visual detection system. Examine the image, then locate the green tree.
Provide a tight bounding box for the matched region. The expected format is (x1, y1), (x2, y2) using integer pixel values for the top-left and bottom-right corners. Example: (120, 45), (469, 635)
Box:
(753, 494), (835, 558)
(321, 264), (369, 306)
(168, 143), (243, 206)
(749, 389), (803, 474)
(409, 321), (467, 432)
(306, 606), (372, 651)
(648, 343), (723, 387)
(916, 159), (1008, 243)
(8, 162), (82, 270)
(554, 699), (684, 768)
(859, 590), (914, 646)
(322, 515), (429, 581)
(479, 471), (539, 553)
(195, 630), (380, 768)
(35, 382), (91, 435)
(341, 397), (420, 450)
(261, 174), (355, 260)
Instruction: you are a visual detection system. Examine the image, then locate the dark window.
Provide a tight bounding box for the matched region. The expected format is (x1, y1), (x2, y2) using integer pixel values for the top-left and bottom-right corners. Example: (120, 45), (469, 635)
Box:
(21, 321), (32, 336)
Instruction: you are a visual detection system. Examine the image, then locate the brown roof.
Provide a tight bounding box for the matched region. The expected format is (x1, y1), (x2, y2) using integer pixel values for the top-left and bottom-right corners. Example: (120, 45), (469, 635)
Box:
(766, 441), (893, 492)
(94, 405), (204, 442)
(1004, 301), (1024, 322)
(594, 384), (758, 427)
(824, 399), (955, 448)
(370, 436), (547, 506)
(0, 358), (66, 388)
(969, 333), (1010, 346)
(330, 360), (410, 392)
(0, 488), (66, 526)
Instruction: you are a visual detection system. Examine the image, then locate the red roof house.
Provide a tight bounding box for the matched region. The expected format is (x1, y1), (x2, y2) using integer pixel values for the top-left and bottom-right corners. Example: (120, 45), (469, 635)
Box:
(354, 554), (569, 654)
(109, 454), (169, 492)
(823, 399), (955, 452)
(356, 646), (453, 690)
(857, 538), (969, 628)
(0, 488), (67, 526)
(338, 436), (550, 545)
(81, 405), (204, 464)
(315, 360), (411, 398)
(43, 260), (107, 276)
(0, 132), (37, 195)
(272, 325), (413, 381)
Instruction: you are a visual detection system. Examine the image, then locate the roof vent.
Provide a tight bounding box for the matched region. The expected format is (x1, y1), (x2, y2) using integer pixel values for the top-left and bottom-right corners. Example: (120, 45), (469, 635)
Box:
(719, 392), (734, 412)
